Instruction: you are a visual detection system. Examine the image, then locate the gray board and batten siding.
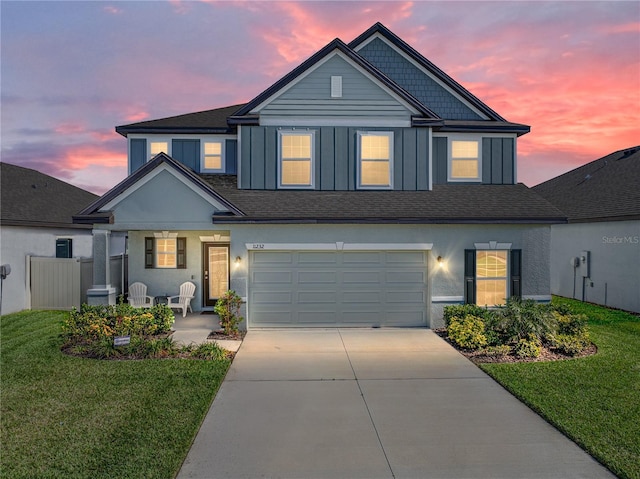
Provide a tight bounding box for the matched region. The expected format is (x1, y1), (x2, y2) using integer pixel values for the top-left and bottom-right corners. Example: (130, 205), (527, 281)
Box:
(129, 138), (237, 174)
(432, 137), (515, 185)
(240, 127), (515, 190)
(255, 54), (415, 120)
(357, 37), (483, 121)
(240, 126), (430, 191)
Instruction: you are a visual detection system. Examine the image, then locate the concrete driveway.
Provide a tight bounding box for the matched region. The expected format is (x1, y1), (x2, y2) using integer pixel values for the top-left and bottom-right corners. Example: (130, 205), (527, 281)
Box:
(178, 329), (614, 479)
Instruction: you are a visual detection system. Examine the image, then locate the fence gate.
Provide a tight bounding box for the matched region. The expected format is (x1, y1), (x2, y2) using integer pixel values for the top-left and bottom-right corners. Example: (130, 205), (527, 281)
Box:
(30, 257), (81, 310)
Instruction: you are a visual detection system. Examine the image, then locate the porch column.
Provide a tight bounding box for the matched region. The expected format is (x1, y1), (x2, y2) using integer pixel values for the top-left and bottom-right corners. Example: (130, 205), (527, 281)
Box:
(87, 229), (116, 306)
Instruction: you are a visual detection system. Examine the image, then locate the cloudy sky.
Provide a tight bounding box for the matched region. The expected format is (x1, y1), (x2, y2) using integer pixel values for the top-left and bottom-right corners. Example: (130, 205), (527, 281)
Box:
(2, 1), (639, 194)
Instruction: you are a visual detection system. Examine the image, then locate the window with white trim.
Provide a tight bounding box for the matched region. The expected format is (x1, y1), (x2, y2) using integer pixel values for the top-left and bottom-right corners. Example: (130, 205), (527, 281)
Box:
(449, 137), (481, 181)
(202, 140), (225, 172)
(149, 140), (169, 161)
(358, 131), (393, 189)
(279, 131), (314, 188)
(476, 250), (508, 306)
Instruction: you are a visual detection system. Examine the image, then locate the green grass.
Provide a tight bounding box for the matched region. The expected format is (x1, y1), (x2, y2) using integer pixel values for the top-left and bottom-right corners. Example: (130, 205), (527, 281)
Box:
(481, 297), (640, 479)
(1, 310), (230, 479)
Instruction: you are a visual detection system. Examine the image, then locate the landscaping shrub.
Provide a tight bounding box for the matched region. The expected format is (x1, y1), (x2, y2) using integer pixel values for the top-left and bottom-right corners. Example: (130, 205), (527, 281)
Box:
(443, 304), (489, 327)
(444, 298), (593, 360)
(61, 302), (176, 359)
(190, 342), (227, 360)
(214, 290), (244, 336)
(546, 311), (591, 355)
(446, 315), (487, 350)
(515, 335), (542, 358)
(494, 297), (556, 344)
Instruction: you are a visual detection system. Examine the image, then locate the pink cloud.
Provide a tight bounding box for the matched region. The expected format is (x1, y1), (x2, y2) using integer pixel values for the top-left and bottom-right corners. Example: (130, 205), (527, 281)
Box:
(103, 6), (122, 15)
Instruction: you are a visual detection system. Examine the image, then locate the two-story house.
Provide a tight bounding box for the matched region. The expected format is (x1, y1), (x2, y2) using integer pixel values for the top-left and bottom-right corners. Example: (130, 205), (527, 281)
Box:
(75, 23), (564, 328)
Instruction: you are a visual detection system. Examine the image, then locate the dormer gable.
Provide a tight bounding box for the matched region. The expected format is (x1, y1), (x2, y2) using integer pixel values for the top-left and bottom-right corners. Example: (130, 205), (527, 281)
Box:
(350, 22), (504, 122)
(230, 38), (438, 125)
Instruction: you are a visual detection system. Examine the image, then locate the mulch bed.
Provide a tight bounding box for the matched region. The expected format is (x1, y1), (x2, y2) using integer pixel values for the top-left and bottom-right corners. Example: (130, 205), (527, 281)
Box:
(434, 329), (597, 364)
(207, 330), (246, 341)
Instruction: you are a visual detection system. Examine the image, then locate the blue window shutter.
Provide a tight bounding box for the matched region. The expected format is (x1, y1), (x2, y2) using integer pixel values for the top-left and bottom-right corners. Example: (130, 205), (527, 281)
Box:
(464, 249), (476, 304)
(226, 139), (237, 174)
(130, 139), (147, 173)
(177, 238), (187, 269)
(145, 237), (154, 269)
(172, 139), (199, 171)
(510, 249), (522, 298)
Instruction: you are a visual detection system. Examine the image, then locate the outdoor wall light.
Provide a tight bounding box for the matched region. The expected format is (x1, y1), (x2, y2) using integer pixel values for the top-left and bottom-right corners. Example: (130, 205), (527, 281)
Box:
(437, 256), (445, 267)
(234, 256), (242, 267)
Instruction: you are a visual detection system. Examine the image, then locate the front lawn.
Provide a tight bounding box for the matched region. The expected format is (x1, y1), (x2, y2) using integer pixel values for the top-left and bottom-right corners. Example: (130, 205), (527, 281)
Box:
(481, 297), (640, 479)
(1, 310), (230, 479)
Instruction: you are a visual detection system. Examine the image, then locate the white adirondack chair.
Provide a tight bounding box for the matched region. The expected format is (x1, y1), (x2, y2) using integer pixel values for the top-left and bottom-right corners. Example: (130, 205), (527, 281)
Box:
(127, 282), (154, 308)
(167, 281), (196, 317)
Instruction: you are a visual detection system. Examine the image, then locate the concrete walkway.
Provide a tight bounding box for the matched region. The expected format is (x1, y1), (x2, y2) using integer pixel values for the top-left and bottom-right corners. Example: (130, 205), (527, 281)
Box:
(178, 329), (614, 479)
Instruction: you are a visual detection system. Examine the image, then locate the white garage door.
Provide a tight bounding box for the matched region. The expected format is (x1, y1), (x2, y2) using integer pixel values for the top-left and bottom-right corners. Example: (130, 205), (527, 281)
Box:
(249, 250), (428, 327)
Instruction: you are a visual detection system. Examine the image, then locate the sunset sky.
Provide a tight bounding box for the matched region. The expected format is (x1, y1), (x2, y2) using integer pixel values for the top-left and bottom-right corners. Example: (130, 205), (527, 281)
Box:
(2, 1), (639, 195)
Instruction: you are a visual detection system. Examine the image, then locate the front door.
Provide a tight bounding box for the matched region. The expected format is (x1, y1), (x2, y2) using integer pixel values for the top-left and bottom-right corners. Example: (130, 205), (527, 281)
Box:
(203, 243), (229, 307)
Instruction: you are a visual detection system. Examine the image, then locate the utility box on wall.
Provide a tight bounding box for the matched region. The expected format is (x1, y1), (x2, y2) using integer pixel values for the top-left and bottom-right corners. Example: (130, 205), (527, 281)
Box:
(56, 238), (73, 258)
(579, 250), (590, 278)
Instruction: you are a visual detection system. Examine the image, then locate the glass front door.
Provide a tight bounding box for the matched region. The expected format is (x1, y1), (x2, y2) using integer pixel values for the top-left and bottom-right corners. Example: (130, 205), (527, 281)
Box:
(203, 244), (229, 306)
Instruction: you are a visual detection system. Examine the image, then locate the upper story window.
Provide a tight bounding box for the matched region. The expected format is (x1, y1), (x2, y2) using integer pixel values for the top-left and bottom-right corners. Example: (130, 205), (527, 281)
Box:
(279, 131), (314, 188)
(149, 140), (169, 161)
(449, 137), (481, 181)
(358, 131), (393, 189)
(202, 141), (225, 173)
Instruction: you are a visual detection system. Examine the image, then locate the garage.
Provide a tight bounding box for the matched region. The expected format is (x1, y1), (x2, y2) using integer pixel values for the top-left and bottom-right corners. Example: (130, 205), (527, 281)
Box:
(248, 249), (428, 327)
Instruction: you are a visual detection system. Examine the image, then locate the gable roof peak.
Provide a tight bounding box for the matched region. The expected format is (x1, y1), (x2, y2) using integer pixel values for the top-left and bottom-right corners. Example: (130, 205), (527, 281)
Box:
(233, 34), (438, 119)
(350, 22), (507, 122)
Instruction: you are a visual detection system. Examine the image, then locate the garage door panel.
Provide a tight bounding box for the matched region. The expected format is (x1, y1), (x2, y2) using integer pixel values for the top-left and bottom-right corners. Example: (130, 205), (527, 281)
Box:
(386, 271), (426, 283)
(298, 311), (338, 323)
(386, 291), (426, 303)
(253, 252), (294, 264)
(342, 252), (382, 264)
(297, 271), (337, 283)
(253, 271), (292, 284)
(252, 291), (292, 303)
(343, 271), (382, 283)
(297, 291), (339, 303)
(386, 251), (426, 263)
(250, 250), (427, 327)
(343, 291), (382, 303)
(298, 252), (338, 264)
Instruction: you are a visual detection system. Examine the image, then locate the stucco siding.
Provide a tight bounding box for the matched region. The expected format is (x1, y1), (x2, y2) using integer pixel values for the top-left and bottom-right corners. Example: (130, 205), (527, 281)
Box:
(110, 169), (226, 227)
(122, 222), (552, 327)
(0, 226), (94, 314)
(549, 220), (640, 313)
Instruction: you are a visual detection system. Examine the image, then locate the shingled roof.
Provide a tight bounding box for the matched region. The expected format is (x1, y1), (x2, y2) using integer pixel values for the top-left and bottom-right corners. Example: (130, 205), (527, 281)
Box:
(1, 163), (98, 228)
(115, 104), (245, 137)
(533, 146), (640, 223)
(201, 175), (565, 224)
(114, 23), (529, 137)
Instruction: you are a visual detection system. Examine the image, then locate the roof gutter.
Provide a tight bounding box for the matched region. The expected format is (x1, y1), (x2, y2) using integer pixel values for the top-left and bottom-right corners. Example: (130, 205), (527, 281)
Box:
(212, 216), (567, 225)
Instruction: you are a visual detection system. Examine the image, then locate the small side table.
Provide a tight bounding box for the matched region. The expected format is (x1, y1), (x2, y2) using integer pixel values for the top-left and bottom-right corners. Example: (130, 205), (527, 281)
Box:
(154, 295), (169, 306)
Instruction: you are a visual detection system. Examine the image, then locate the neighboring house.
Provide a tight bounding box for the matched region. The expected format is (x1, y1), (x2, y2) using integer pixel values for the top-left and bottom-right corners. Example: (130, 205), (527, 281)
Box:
(0, 163), (122, 314)
(534, 146), (640, 313)
(75, 22), (565, 328)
